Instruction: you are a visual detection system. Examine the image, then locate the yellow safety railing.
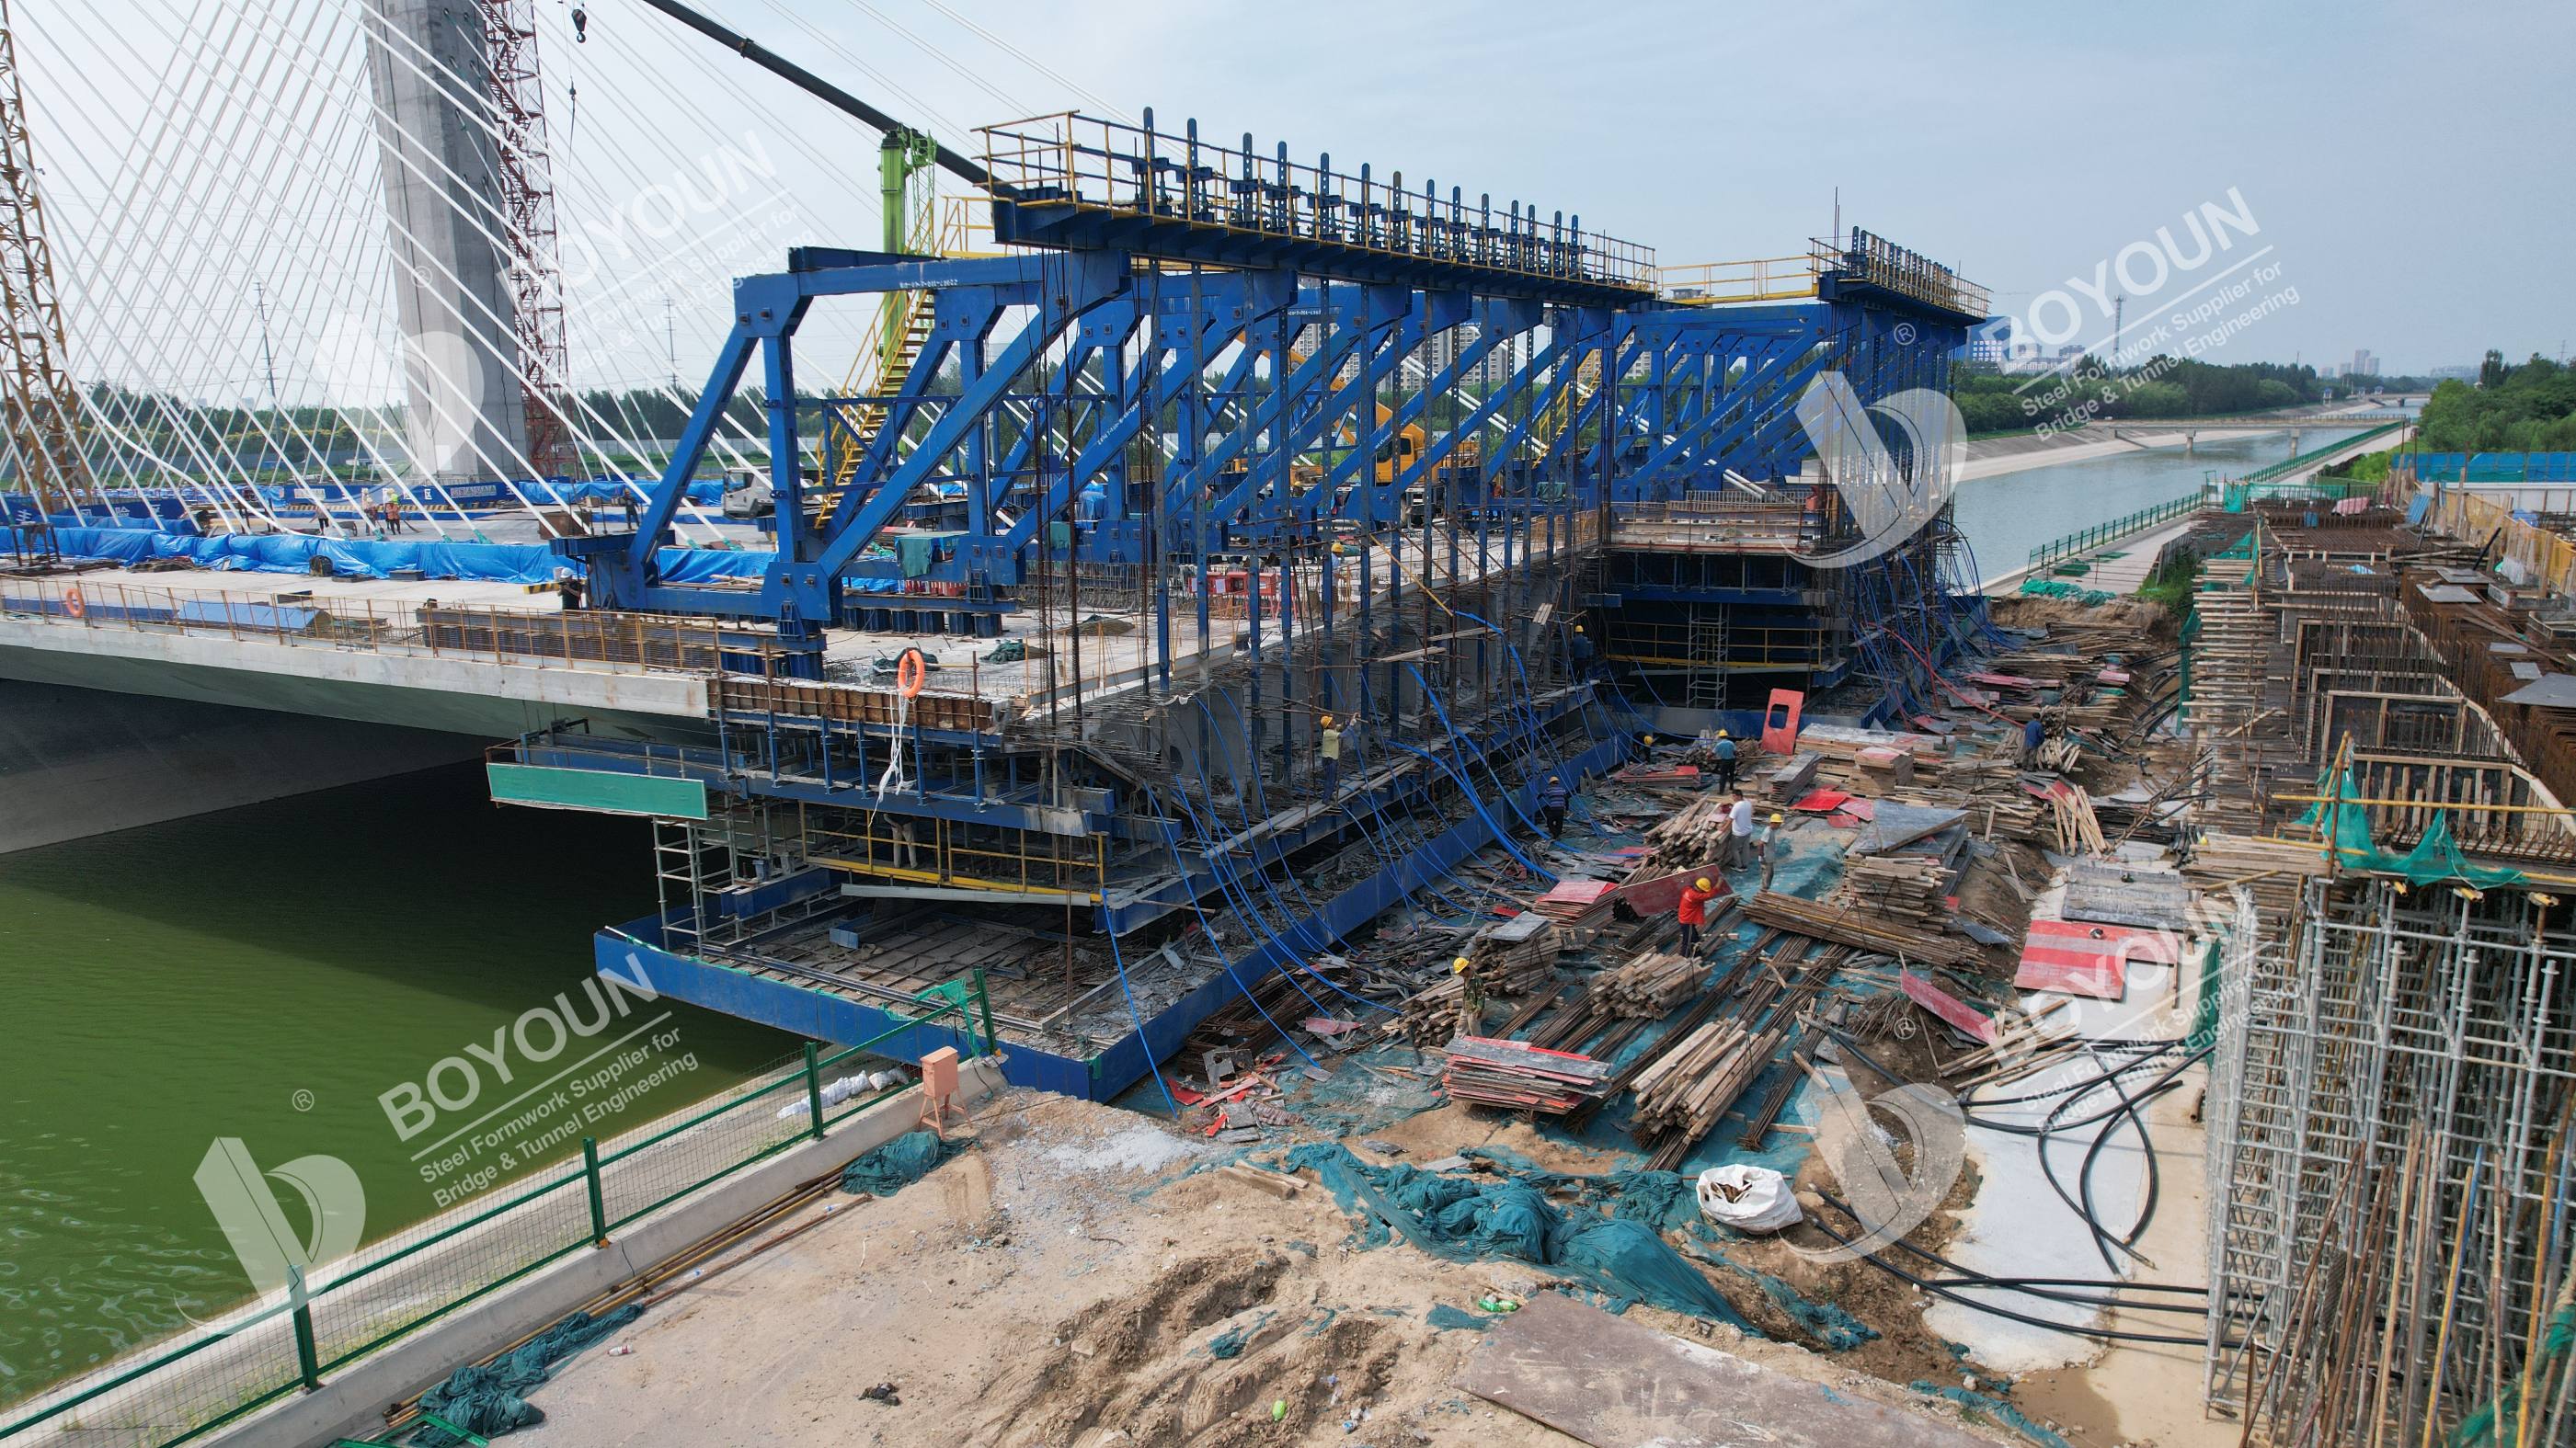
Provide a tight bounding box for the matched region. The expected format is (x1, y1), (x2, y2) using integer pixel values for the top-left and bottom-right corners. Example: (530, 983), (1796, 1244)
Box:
(1656, 254), (1821, 304)
(1600, 618), (1834, 671)
(807, 812), (1107, 901)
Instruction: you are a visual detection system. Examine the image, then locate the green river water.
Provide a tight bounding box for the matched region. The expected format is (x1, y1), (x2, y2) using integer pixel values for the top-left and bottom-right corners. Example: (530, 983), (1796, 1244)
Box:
(0, 764), (792, 1405)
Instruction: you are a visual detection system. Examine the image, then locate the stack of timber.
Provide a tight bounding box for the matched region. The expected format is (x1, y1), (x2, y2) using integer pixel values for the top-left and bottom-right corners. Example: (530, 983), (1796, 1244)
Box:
(1440, 1035), (1614, 1114)
(2044, 781), (2112, 856)
(1739, 891), (1988, 970)
(1462, 913), (1562, 995)
(1832, 855), (1952, 929)
(1385, 976), (1467, 1045)
(2183, 586), (2272, 746)
(2183, 829), (2330, 925)
(1594, 952), (1706, 1018)
(1643, 793), (1734, 872)
(1762, 751), (1822, 802)
(1631, 1020), (1774, 1169)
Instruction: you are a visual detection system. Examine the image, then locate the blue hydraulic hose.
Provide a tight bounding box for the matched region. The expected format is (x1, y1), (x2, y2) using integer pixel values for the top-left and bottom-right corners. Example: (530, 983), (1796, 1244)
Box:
(1155, 775), (1341, 1019)
(1104, 926), (1181, 1117)
(1380, 735), (1557, 881)
(1138, 782), (1326, 1069)
(1184, 697), (1398, 1016)
(1447, 604), (1577, 789)
(1406, 663), (1556, 840)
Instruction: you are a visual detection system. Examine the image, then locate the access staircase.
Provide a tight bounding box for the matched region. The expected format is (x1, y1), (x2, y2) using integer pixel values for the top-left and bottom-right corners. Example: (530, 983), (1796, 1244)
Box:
(1687, 609), (1729, 710)
(811, 198), (970, 519)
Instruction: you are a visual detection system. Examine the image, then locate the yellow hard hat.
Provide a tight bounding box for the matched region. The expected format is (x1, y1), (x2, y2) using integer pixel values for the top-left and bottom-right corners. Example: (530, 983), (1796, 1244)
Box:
(1695, 878), (1712, 891)
(1643, 734), (1656, 746)
(1453, 956), (1472, 973)
(1770, 813), (1786, 825)
(1716, 729), (1729, 737)
(1319, 713), (1334, 728)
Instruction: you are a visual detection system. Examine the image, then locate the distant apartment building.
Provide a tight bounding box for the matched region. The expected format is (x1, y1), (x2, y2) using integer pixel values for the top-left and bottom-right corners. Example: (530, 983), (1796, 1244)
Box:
(2350, 348), (2380, 378)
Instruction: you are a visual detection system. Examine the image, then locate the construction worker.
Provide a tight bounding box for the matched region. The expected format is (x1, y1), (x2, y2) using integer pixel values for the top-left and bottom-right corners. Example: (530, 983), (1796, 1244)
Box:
(1727, 790), (1757, 870)
(2021, 713), (2047, 770)
(1712, 729), (1738, 792)
(1677, 876), (1717, 955)
(1539, 774), (1571, 839)
(1454, 955), (1485, 1033)
(1759, 812), (1788, 894)
(1318, 713), (1342, 760)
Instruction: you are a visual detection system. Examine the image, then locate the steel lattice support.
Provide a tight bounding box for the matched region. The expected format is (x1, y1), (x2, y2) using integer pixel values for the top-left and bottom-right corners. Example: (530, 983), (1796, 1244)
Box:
(476, 0), (572, 477)
(0, 0), (89, 513)
(2207, 878), (2576, 1442)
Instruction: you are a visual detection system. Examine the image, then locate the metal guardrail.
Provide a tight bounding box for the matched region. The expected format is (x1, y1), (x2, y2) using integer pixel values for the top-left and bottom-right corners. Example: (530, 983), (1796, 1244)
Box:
(0, 577), (780, 678)
(977, 110), (1656, 292)
(2026, 491), (2208, 569)
(0, 986), (995, 1446)
(2238, 420), (2408, 485)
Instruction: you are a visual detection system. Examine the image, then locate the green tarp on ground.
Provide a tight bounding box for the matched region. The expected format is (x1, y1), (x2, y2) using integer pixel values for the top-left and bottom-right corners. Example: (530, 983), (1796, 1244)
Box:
(412, 1305), (641, 1445)
(1272, 1142), (1754, 1332)
(840, 1129), (960, 1197)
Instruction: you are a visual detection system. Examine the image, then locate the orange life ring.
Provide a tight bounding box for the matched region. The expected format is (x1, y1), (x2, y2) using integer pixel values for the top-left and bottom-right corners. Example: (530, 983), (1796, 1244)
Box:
(896, 648), (926, 698)
(62, 584), (84, 619)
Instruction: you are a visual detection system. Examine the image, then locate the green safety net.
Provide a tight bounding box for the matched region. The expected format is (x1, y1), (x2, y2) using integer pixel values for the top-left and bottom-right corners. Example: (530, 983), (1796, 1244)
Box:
(410, 1305), (641, 1445)
(840, 1129), (959, 1197)
(1271, 1142), (1754, 1331)
(2298, 767), (2528, 887)
(2449, 1300), (2575, 1445)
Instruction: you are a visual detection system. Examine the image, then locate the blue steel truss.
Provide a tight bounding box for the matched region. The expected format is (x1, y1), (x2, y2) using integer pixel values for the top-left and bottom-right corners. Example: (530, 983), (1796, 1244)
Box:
(570, 238), (1975, 672)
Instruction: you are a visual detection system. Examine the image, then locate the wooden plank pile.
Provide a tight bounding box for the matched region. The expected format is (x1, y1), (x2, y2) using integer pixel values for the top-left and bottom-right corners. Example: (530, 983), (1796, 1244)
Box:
(1441, 1034), (1614, 1114)
(1739, 890), (1987, 969)
(2183, 829), (2330, 925)
(1642, 793), (1734, 872)
(1528, 878), (1618, 927)
(1593, 952), (1705, 1018)
(1833, 854), (1951, 928)
(1762, 751), (1822, 802)
(1463, 913), (1562, 995)
(1631, 1020), (1769, 1159)
(1385, 975), (1467, 1045)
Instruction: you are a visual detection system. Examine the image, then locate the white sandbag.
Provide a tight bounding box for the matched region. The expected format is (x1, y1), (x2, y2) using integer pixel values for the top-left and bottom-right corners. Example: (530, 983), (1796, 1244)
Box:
(1696, 1164), (1802, 1233)
(773, 1069), (912, 1120)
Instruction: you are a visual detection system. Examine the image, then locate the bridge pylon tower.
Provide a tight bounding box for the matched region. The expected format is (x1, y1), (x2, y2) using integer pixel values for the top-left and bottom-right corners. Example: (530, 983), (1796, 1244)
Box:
(0, 0), (92, 515)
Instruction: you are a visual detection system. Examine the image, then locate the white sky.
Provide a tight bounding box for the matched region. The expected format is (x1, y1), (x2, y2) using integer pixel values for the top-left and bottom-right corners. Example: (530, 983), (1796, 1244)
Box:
(19, 0), (2571, 405)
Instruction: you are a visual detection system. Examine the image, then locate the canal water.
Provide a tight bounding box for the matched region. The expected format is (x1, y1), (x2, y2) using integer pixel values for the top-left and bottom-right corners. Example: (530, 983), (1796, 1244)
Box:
(0, 765), (792, 1404)
(1950, 424), (2377, 581)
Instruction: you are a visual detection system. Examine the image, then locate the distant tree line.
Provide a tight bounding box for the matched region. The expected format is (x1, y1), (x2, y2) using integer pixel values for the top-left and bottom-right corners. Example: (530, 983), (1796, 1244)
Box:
(1950, 357), (2337, 435)
(2415, 352), (2576, 452)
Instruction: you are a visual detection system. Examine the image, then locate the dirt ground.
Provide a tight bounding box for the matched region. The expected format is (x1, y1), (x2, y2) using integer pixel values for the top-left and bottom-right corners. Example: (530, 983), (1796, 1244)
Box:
(511, 1090), (2032, 1448)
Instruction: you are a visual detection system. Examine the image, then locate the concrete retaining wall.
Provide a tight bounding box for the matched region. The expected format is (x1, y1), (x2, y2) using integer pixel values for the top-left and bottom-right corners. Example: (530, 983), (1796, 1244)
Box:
(210, 1058), (1008, 1448)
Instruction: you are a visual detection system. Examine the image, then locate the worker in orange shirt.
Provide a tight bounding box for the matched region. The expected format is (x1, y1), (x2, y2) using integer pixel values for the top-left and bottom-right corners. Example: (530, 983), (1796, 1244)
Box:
(1677, 875), (1717, 955)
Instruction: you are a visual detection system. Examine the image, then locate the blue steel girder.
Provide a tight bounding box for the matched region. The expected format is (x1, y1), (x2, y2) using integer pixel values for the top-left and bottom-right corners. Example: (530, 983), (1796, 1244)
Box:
(990, 270), (1300, 564)
(1344, 297), (1540, 524)
(1468, 333), (1596, 489)
(600, 251), (1122, 619)
(1620, 335), (1795, 494)
(1617, 307), (1830, 494)
(1319, 288), (1473, 498)
(1180, 283), (1411, 528)
(799, 257), (1133, 609)
(1380, 298), (1543, 496)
